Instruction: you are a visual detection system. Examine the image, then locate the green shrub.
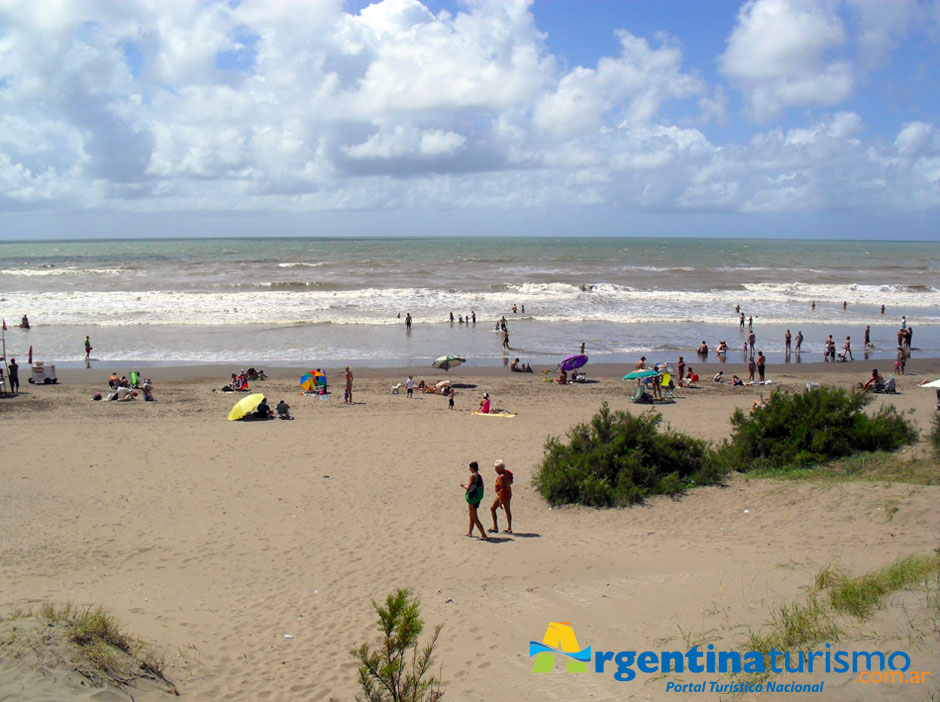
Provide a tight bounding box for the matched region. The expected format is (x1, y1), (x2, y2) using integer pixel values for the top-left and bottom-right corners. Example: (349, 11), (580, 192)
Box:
(716, 386), (917, 472)
(534, 402), (721, 507)
(352, 589), (444, 702)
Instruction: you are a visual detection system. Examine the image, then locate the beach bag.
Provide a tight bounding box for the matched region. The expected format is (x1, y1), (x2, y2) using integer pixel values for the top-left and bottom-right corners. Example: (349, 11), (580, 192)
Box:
(504, 469), (513, 485)
(465, 476), (484, 505)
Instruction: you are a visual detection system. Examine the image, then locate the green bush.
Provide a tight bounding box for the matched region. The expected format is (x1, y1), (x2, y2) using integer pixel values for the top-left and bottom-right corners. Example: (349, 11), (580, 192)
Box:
(352, 589), (444, 702)
(534, 402), (721, 507)
(716, 386), (918, 472)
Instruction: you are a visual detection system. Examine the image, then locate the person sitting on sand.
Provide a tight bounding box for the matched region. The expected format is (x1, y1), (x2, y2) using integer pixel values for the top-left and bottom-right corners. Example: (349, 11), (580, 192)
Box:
(511, 358), (520, 371)
(253, 398), (272, 419)
(557, 369), (567, 384)
(141, 379), (155, 402)
(480, 393), (491, 413)
(861, 369), (886, 393)
(276, 399), (292, 419)
(489, 460), (513, 534)
(713, 371), (724, 383)
(684, 368), (699, 384)
(753, 394), (769, 410)
(461, 462), (487, 540)
(109, 372), (120, 388)
(732, 375), (744, 386)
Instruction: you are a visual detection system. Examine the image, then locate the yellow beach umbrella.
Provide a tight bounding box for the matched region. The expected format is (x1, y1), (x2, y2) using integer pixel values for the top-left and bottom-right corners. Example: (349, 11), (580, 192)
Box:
(228, 393), (265, 421)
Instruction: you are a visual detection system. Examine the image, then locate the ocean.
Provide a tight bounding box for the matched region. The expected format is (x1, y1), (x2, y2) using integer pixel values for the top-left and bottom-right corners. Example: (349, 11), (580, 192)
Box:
(0, 237), (938, 368)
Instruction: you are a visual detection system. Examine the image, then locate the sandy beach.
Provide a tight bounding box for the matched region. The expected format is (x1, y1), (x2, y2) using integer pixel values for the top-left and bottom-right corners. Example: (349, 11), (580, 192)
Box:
(1, 358), (939, 701)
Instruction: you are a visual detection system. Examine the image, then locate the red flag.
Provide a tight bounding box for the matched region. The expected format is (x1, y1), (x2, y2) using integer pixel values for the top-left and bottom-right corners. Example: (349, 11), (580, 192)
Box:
(2, 319), (6, 331)
(28, 345), (33, 364)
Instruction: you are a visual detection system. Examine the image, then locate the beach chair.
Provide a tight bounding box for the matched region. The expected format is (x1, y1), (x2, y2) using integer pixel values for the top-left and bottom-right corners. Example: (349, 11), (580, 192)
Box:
(630, 384), (652, 404)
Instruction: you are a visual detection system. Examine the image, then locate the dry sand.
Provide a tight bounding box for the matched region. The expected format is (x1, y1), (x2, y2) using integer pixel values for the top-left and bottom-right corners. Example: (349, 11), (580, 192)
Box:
(1, 359), (939, 701)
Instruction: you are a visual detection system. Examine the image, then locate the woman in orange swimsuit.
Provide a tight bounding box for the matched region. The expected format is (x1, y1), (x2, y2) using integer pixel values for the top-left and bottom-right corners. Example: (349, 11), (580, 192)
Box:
(489, 460), (513, 534)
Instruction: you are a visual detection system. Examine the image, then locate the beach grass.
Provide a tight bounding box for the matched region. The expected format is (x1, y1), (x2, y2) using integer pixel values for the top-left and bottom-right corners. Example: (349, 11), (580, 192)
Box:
(746, 553), (940, 655)
(745, 449), (940, 485)
(1, 602), (173, 692)
(822, 554), (940, 620)
(930, 414), (940, 456)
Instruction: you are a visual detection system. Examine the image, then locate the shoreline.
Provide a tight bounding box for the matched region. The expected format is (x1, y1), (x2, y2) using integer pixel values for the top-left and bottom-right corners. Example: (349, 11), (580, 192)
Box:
(44, 357), (940, 385)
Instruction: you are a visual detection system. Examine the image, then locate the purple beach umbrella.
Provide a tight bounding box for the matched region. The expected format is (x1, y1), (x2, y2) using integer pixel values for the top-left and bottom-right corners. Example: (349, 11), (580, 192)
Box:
(558, 354), (588, 372)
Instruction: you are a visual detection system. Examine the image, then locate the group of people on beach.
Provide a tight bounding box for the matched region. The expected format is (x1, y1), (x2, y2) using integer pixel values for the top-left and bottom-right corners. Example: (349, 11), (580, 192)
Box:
(461, 460), (513, 540)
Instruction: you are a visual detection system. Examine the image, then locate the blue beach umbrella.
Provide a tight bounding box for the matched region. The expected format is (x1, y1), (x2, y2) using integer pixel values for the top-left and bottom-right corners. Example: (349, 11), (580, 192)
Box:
(623, 369), (661, 380)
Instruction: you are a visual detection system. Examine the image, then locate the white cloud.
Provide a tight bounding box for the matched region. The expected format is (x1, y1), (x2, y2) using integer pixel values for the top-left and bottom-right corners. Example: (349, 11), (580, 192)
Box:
(533, 30), (702, 135)
(343, 124), (466, 159)
(720, 0), (853, 121)
(0, 0), (937, 226)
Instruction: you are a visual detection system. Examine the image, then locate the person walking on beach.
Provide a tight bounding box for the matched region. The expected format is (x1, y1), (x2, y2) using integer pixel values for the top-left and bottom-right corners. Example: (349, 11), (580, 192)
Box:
(7, 358), (18, 393)
(785, 330), (791, 354)
(864, 325), (871, 348)
(747, 331), (756, 355)
(406, 375), (414, 398)
(747, 355), (756, 382)
(580, 341), (585, 355)
(405, 313), (412, 329)
(461, 462), (487, 540)
(489, 460), (513, 534)
(843, 336), (853, 361)
(502, 328), (510, 350)
(739, 312), (745, 328)
(795, 330), (803, 353)
(84, 335), (92, 360)
(756, 351), (765, 381)
(344, 366), (354, 404)
(448, 387), (455, 410)
(676, 356), (685, 381)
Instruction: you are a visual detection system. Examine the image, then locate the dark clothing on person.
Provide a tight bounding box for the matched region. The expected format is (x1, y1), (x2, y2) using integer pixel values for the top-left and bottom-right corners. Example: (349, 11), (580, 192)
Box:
(7, 361), (18, 392)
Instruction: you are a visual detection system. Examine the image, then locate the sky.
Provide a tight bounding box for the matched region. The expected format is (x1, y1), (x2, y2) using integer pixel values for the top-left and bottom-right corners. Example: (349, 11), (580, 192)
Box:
(1, 0), (939, 240)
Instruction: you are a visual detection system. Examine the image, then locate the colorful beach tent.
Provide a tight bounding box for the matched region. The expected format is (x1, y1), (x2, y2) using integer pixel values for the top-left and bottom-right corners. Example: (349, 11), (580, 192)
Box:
(558, 354), (588, 372)
(623, 369), (661, 380)
(299, 369), (328, 392)
(228, 393), (266, 421)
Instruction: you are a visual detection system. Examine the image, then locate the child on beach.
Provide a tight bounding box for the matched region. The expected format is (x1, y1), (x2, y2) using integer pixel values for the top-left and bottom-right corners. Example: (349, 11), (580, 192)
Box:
(448, 387), (455, 409)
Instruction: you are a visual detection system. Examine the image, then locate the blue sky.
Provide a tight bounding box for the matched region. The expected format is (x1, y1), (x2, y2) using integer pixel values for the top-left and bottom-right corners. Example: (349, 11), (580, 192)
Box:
(1, 0), (939, 240)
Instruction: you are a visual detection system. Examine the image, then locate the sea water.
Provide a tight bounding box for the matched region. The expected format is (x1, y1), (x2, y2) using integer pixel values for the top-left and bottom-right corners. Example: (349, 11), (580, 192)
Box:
(0, 237), (937, 368)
